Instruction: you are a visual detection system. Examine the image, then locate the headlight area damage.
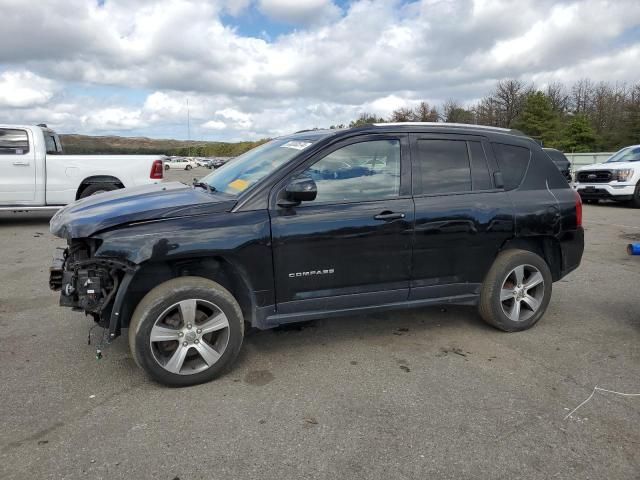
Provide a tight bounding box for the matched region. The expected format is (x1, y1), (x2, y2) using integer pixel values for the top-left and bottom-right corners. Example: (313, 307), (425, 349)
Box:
(49, 239), (137, 341)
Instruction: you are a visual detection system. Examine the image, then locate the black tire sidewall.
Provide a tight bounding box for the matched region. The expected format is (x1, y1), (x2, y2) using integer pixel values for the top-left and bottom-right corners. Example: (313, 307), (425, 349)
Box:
(130, 278), (244, 387)
(80, 183), (118, 198)
(480, 250), (552, 332)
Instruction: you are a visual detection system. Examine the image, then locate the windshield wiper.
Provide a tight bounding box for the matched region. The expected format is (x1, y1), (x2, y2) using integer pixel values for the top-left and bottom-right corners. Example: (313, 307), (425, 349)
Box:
(192, 180), (216, 193)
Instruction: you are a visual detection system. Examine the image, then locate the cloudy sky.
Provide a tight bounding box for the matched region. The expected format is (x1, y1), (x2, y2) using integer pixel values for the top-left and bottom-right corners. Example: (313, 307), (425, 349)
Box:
(1, 0), (639, 141)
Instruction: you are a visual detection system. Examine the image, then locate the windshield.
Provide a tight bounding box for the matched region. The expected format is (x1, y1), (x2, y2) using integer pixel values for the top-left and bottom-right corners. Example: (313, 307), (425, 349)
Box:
(606, 146), (640, 163)
(199, 138), (316, 195)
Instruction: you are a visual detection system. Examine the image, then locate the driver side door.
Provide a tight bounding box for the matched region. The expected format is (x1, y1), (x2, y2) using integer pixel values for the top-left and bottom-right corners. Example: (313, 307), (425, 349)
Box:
(269, 134), (414, 315)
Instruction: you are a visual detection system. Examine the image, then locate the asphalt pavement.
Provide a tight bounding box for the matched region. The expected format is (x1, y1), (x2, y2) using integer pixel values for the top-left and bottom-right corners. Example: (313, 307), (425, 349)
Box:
(1, 172), (638, 479)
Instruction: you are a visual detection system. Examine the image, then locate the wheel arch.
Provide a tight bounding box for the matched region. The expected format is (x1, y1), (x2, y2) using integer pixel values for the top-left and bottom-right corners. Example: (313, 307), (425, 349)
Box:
(119, 255), (255, 330)
(76, 175), (124, 200)
(499, 236), (563, 281)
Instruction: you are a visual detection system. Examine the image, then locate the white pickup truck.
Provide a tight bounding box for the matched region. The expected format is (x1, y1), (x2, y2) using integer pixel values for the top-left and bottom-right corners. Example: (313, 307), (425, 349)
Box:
(574, 145), (640, 207)
(0, 124), (165, 211)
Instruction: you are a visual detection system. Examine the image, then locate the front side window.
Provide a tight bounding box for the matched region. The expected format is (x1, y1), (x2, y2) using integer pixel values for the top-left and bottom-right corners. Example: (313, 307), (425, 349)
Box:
(0, 129), (29, 155)
(302, 139), (401, 204)
(414, 139), (471, 194)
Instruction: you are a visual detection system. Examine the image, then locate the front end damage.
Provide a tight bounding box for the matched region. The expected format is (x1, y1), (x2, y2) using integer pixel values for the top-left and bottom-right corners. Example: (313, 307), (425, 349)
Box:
(49, 239), (137, 340)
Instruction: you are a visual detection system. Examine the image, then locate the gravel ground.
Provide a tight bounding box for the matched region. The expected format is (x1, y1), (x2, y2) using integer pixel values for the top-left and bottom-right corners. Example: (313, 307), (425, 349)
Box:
(0, 173), (638, 479)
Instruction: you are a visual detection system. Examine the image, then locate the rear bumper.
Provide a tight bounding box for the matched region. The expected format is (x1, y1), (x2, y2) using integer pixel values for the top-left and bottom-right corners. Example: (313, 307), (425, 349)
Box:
(559, 227), (584, 279)
(574, 183), (635, 201)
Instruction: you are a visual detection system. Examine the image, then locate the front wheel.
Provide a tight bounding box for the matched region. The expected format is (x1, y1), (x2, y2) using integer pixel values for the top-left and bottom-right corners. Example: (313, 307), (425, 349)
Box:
(479, 249), (552, 332)
(185, 164), (192, 171)
(129, 277), (244, 387)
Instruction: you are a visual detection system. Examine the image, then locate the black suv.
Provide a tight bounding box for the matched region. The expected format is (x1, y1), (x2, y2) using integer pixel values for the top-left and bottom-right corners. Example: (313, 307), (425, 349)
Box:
(50, 123), (584, 386)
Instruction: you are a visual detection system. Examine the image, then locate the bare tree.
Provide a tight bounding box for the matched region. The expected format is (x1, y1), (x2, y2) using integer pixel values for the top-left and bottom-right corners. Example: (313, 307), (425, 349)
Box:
(389, 107), (416, 122)
(493, 79), (530, 127)
(546, 82), (570, 114)
(571, 78), (595, 114)
(443, 99), (473, 123)
(414, 101), (440, 122)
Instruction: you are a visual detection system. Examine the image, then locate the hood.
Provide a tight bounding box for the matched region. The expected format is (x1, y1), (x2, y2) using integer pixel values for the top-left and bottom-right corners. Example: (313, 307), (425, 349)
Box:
(577, 161), (637, 171)
(50, 182), (236, 239)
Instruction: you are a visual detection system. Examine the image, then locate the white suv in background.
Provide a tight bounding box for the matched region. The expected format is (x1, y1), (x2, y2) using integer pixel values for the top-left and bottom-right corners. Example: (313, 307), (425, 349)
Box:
(574, 145), (640, 207)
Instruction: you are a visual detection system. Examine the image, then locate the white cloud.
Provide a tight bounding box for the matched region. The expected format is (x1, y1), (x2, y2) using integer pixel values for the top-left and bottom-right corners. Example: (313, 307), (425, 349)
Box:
(201, 119), (226, 130)
(215, 108), (253, 129)
(258, 0), (341, 24)
(0, 71), (57, 108)
(80, 107), (146, 131)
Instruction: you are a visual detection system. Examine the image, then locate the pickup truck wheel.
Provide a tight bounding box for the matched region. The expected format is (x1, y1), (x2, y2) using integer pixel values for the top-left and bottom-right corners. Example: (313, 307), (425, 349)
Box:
(128, 277), (244, 387)
(79, 183), (119, 198)
(479, 249), (552, 332)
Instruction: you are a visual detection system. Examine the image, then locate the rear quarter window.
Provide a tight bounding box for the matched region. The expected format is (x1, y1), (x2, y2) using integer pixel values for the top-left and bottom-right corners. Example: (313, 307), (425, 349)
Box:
(492, 143), (530, 190)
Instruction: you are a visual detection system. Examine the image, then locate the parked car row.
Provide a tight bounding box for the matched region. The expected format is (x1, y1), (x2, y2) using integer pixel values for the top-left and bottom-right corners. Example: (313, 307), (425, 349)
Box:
(164, 156), (232, 170)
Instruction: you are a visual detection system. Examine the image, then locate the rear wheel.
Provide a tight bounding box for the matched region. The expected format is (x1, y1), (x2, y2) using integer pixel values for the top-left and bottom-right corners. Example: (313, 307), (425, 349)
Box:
(479, 249), (552, 332)
(129, 277), (244, 387)
(164, 164), (170, 171)
(185, 164), (192, 171)
(79, 183), (119, 198)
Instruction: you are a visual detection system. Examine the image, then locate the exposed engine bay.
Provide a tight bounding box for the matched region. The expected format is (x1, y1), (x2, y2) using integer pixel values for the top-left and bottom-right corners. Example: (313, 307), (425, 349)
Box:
(49, 240), (132, 331)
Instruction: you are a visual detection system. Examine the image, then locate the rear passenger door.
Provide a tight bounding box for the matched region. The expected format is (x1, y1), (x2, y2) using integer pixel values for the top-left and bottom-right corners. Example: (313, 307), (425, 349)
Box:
(409, 133), (514, 300)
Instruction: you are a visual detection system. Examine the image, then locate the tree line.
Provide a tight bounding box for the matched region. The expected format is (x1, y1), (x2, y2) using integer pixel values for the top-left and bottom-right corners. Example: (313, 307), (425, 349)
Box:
(332, 79), (640, 153)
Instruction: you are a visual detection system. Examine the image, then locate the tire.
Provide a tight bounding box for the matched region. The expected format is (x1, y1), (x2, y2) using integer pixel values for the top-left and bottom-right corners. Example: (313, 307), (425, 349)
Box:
(584, 199), (598, 204)
(79, 183), (119, 199)
(629, 183), (640, 208)
(128, 276), (244, 387)
(164, 164), (170, 171)
(479, 249), (552, 332)
(185, 165), (192, 171)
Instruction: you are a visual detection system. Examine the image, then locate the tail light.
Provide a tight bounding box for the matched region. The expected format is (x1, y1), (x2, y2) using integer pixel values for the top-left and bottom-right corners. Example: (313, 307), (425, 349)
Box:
(574, 190), (582, 227)
(150, 159), (164, 179)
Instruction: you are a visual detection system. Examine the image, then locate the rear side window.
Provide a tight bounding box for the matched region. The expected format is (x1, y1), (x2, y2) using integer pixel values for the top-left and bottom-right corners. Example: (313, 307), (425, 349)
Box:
(468, 141), (492, 190)
(0, 128), (29, 155)
(44, 134), (58, 154)
(492, 143), (530, 190)
(414, 139), (471, 194)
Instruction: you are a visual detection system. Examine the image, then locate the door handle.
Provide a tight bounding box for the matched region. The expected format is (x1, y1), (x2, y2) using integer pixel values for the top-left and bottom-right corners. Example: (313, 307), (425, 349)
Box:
(13, 161), (30, 166)
(374, 211), (405, 221)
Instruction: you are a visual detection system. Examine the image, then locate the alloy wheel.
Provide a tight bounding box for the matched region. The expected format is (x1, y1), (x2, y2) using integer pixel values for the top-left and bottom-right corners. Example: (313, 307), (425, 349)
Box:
(499, 264), (545, 322)
(149, 299), (230, 375)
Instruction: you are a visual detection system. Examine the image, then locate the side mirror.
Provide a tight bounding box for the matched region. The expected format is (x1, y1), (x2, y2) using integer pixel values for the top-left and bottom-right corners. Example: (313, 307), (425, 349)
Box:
(279, 176), (317, 207)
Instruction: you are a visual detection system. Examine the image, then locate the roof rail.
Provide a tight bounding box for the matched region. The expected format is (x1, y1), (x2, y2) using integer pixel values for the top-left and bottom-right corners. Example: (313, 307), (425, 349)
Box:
(372, 122), (514, 133)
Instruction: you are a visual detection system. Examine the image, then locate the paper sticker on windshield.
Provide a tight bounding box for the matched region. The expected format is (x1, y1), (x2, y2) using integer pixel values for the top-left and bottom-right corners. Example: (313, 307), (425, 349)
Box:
(280, 141), (312, 150)
(228, 179), (249, 192)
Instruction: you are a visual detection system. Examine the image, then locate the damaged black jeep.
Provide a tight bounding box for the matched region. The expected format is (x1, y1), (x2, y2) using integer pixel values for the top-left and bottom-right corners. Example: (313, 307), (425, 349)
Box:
(50, 124), (584, 386)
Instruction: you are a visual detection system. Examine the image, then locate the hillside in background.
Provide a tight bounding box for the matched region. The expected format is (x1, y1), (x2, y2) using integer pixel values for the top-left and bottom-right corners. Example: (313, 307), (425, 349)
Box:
(59, 134), (268, 157)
